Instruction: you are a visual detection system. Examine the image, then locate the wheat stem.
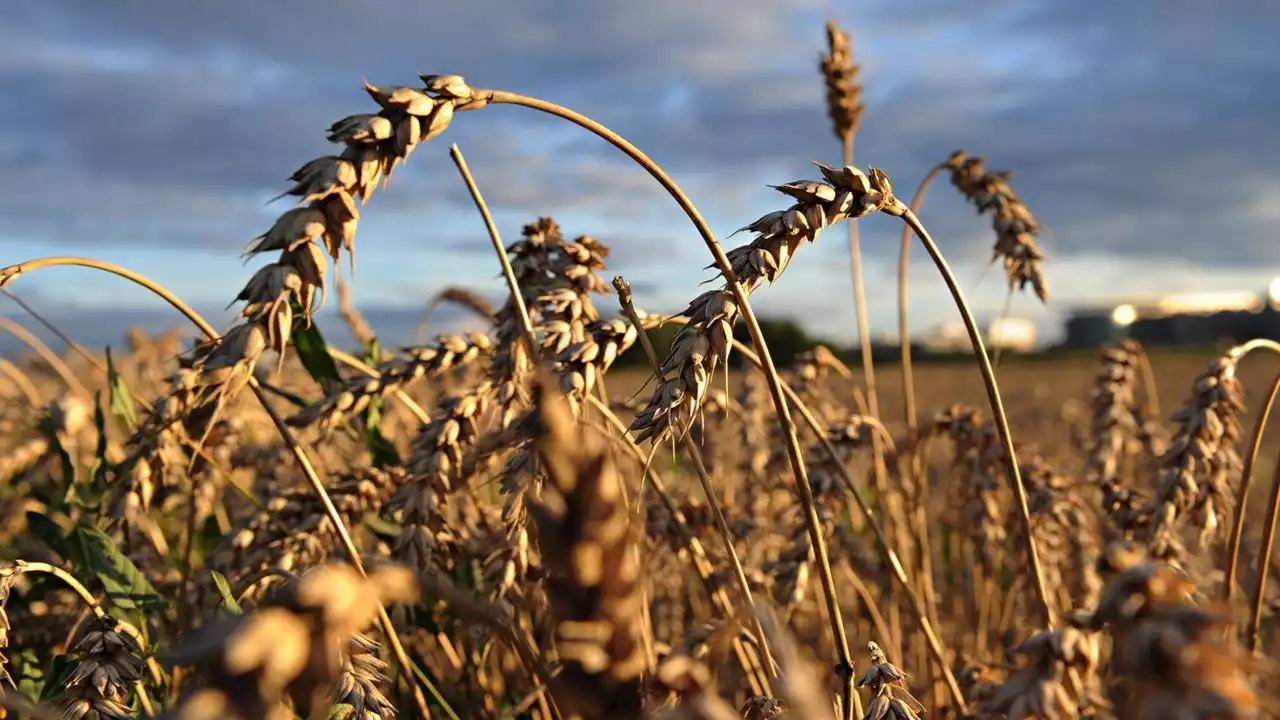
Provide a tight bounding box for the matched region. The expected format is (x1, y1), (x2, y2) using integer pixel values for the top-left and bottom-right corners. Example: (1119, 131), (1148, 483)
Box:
(1224, 366), (1280, 639)
(0, 356), (41, 405)
(0, 317), (91, 401)
(841, 136), (907, 666)
(899, 209), (1053, 629)
(614, 277), (780, 691)
(449, 144), (540, 364)
(895, 164), (944, 434)
(658, 313), (968, 713)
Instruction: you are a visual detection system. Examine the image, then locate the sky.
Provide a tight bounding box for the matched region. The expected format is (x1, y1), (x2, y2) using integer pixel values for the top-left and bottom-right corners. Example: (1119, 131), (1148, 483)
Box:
(0, 0), (1278, 353)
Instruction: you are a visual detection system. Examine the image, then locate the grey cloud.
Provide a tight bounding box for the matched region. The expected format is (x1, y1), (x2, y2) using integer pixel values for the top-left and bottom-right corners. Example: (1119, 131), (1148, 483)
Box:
(0, 0), (1276, 334)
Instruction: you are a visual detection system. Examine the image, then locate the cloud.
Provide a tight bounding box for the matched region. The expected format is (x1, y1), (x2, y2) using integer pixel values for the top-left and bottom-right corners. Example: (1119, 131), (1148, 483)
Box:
(0, 0), (1276, 344)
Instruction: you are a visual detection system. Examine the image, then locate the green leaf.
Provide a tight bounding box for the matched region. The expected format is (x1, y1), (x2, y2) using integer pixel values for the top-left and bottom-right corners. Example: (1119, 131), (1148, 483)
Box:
(15, 648), (48, 699)
(362, 512), (402, 542)
(80, 394), (111, 511)
(38, 655), (75, 702)
(24, 511), (69, 560)
(358, 337), (400, 467)
(366, 426), (401, 468)
(68, 524), (167, 613)
(291, 314), (342, 392)
(105, 347), (138, 431)
(209, 570), (243, 615)
(328, 704), (355, 720)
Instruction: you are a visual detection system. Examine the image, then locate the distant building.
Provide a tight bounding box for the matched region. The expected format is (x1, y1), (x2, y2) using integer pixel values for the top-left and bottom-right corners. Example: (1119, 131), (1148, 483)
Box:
(1062, 278), (1280, 350)
(919, 317), (1037, 354)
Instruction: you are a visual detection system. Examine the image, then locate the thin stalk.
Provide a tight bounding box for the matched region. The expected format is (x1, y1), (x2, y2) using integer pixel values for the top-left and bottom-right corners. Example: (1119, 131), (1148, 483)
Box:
(473, 87), (860, 715)
(655, 313), (969, 713)
(0, 317), (91, 401)
(448, 143), (564, 719)
(1224, 367), (1280, 631)
(0, 356), (42, 405)
(0, 289), (100, 368)
(842, 136), (904, 662)
(583, 392), (772, 696)
(1251, 452), (1280, 651)
(449, 143), (539, 363)
(896, 163), (944, 433)
(894, 165), (947, 645)
(0, 257), (435, 719)
(900, 209), (1053, 628)
(614, 277), (780, 691)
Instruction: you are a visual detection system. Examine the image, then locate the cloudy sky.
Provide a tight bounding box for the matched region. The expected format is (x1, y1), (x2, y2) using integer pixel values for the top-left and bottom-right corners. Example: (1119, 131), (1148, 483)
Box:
(0, 0), (1277, 352)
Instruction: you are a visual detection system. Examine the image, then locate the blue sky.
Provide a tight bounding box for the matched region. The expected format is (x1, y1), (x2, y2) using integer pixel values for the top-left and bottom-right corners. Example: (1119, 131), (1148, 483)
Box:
(1, 0), (1278, 351)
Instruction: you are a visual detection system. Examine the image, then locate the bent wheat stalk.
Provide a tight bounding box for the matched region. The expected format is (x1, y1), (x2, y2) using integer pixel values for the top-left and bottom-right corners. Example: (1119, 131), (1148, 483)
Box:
(900, 208), (1053, 628)
(0, 317), (92, 401)
(0, 256), (435, 718)
(1224, 366), (1280, 632)
(896, 163), (946, 434)
(470, 84), (860, 711)
(614, 277), (781, 696)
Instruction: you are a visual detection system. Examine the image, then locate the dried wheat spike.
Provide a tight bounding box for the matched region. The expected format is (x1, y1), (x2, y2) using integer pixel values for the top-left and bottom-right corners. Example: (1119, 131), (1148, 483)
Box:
(820, 19), (864, 144)
(1083, 550), (1259, 718)
(944, 149), (1047, 302)
(491, 217), (577, 427)
(164, 563), (417, 719)
(288, 331), (493, 429)
(1144, 353), (1246, 555)
(527, 376), (646, 719)
(112, 363), (219, 533)
(1088, 340), (1144, 483)
(184, 75), (477, 426)
(856, 641), (925, 720)
(631, 164), (903, 444)
(333, 633), (398, 720)
(555, 316), (638, 398)
(393, 382), (492, 572)
(928, 405), (1008, 571)
(52, 614), (146, 720)
(214, 468), (400, 597)
(1018, 456), (1103, 614)
(980, 626), (1107, 719)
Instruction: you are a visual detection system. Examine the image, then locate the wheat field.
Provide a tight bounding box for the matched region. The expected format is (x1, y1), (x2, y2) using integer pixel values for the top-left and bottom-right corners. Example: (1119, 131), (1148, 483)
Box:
(0, 23), (1275, 720)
